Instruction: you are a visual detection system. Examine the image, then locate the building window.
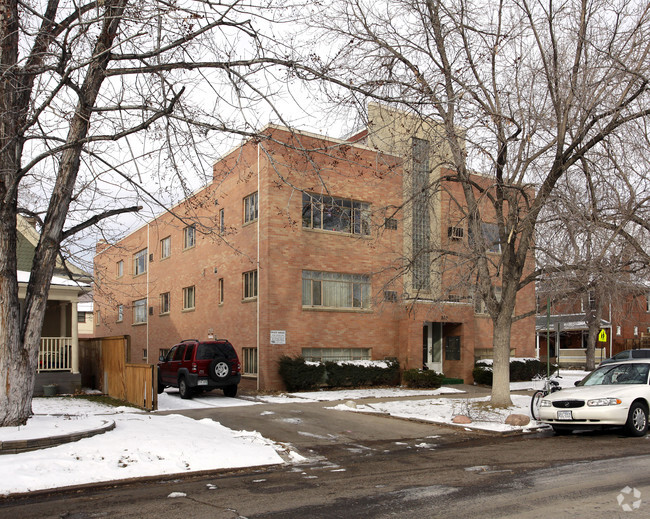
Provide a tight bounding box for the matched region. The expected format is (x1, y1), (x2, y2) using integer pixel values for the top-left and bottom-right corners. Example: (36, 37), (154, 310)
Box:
(95, 310), (101, 325)
(183, 224), (196, 249)
(302, 192), (370, 235)
(302, 348), (371, 362)
(117, 260), (124, 278)
(160, 292), (170, 314)
(219, 278), (224, 304)
(412, 137), (431, 291)
(447, 226), (464, 241)
(143, 349), (148, 361)
(384, 290), (398, 302)
(647, 292), (650, 312)
(243, 270), (258, 300)
(244, 192), (258, 224)
(445, 336), (461, 361)
(133, 298), (147, 324)
(242, 347), (258, 375)
(160, 236), (171, 259)
(385, 217), (398, 230)
(219, 209), (225, 234)
(617, 326), (622, 336)
(78, 312), (86, 323)
(634, 326), (639, 336)
(183, 286), (195, 310)
(117, 304), (123, 322)
(133, 249), (147, 276)
(302, 270), (370, 309)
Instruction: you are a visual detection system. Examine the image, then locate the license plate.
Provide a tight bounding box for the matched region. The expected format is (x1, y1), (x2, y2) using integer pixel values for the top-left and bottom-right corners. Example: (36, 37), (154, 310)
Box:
(557, 410), (573, 420)
(198, 379), (208, 386)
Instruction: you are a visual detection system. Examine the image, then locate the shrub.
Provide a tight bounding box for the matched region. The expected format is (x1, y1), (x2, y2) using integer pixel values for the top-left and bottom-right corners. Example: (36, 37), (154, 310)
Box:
(325, 359), (400, 387)
(277, 356), (326, 392)
(472, 364), (493, 385)
(402, 369), (443, 388)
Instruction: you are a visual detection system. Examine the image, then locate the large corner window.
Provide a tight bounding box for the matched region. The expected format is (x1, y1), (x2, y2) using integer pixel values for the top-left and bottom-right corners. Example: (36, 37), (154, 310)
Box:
(133, 249), (147, 276)
(244, 192), (258, 224)
(133, 298), (147, 324)
(302, 270), (370, 310)
(302, 193), (370, 235)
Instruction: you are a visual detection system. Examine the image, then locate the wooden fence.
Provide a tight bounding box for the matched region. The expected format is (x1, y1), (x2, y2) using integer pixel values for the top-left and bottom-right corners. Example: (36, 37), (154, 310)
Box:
(101, 336), (157, 411)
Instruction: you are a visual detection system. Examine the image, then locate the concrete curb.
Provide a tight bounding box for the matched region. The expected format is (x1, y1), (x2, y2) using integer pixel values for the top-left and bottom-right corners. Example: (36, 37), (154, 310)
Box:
(0, 418), (116, 455)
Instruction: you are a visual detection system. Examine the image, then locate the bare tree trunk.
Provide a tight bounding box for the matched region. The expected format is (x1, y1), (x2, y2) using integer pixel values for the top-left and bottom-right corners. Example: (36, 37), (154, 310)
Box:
(585, 298), (604, 372)
(491, 312), (514, 407)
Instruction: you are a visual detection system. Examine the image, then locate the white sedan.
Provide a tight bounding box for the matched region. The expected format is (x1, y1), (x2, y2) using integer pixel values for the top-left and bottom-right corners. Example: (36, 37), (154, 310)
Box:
(539, 361), (650, 436)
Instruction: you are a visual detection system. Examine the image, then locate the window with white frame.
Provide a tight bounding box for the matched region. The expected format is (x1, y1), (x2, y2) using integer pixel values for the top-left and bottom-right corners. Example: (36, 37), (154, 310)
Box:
(133, 298), (147, 324)
(302, 270), (371, 309)
(244, 192), (258, 224)
(160, 236), (171, 259)
(302, 193), (371, 235)
(617, 326), (621, 336)
(183, 286), (195, 310)
(117, 304), (123, 322)
(160, 292), (170, 314)
(183, 225), (195, 249)
(242, 347), (258, 375)
(634, 326), (639, 336)
(117, 260), (123, 278)
(302, 348), (371, 362)
(133, 249), (147, 276)
(243, 270), (257, 299)
(219, 208), (225, 234)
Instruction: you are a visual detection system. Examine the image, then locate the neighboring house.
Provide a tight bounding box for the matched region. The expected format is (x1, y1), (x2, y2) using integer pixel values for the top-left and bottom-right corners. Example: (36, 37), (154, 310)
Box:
(536, 287), (650, 367)
(93, 105), (536, 389)
(77, 292), (94, 338)
(17, 215), (91, 394)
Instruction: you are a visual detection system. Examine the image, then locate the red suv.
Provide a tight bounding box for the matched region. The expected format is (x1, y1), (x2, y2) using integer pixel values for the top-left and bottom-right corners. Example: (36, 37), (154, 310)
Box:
(158, 339), (241, 399)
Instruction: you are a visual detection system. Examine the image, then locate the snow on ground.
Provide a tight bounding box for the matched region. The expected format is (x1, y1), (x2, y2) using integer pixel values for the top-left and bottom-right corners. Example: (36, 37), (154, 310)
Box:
(0, 396), (285, 496)
(329, 394), (536, 432)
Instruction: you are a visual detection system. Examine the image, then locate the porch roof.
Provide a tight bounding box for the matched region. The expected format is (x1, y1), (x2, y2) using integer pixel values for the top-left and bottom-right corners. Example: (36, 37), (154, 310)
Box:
(535, 313), (611, 332)
(18, 270), (90, 288)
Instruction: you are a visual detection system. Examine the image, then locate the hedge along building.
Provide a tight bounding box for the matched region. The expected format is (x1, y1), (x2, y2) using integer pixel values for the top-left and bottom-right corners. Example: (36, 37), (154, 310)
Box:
(93, 106), (536, 390)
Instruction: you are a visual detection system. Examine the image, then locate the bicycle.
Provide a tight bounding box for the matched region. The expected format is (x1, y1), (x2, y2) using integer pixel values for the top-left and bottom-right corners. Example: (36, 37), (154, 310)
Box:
(530, 377), (561, 420)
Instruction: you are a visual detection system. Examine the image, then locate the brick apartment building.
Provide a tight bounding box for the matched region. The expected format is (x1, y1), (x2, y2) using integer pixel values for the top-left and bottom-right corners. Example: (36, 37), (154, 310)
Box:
(93, 105), (536, 389)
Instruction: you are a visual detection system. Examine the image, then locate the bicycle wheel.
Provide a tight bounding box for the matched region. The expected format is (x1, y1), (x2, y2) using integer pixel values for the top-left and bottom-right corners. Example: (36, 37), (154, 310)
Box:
(530, 390), (545, 420)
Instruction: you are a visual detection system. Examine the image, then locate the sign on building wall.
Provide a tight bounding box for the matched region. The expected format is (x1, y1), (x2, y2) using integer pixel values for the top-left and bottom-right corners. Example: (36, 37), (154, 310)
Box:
(270, 330), (286, 345)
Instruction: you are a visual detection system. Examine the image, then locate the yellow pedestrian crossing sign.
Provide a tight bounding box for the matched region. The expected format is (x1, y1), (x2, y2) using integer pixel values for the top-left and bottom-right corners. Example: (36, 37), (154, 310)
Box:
(598, 329), (607, 342)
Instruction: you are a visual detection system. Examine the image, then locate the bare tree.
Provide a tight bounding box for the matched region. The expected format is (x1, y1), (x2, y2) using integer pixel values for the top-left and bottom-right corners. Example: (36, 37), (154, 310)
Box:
(292, 0), (650, 405)
(0, 0), (299, 427)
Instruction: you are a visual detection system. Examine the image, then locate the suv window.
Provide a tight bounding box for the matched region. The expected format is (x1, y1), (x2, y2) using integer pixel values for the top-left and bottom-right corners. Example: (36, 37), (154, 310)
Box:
(165, 346), (178, 362)
(172, 345), (185, 361)
(197, 342), (235, 360)
(183, 344), (195, 360)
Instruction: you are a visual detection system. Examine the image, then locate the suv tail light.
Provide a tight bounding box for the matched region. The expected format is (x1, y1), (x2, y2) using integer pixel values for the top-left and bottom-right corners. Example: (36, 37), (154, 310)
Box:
(230, 358), (241, 374)
(191, 362), (197, 373)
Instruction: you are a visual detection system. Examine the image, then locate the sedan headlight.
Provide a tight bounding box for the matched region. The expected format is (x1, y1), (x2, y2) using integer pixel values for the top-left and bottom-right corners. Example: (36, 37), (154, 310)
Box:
(540, 400), (552, 407)
(587, 398), (622, 406)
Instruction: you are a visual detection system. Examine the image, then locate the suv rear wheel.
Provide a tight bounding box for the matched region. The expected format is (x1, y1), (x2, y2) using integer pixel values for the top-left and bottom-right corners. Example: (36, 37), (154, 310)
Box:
(178, 376), (192, 399)
(223, 385), (237, 398)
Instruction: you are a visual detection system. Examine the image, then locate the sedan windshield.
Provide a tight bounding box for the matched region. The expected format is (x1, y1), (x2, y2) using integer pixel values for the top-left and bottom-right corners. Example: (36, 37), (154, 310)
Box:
(581, 363), (650, 386)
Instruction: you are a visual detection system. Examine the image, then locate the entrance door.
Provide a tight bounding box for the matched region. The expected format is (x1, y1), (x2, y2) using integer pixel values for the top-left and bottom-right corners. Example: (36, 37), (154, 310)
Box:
(423, 322), (443, 373)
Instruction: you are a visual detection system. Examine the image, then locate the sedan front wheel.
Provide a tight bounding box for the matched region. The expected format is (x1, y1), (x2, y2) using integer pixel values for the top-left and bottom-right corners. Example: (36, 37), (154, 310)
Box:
(625, 401), (648, 437)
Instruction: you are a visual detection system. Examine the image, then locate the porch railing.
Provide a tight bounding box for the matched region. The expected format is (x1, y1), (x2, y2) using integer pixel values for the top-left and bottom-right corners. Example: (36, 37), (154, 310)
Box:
(38, 337), (72, 372)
